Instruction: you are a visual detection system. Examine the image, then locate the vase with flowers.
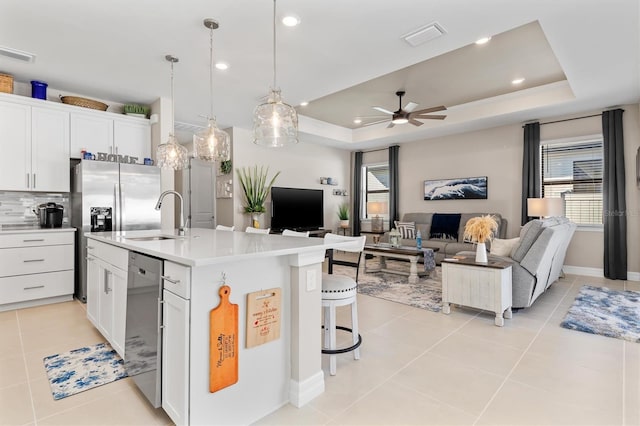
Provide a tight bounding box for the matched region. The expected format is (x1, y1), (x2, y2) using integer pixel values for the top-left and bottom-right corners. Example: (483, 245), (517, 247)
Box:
(463, 215), (498, 263)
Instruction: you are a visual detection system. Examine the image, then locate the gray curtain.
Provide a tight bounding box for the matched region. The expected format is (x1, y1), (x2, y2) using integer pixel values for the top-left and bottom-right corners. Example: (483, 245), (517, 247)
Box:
(388, 145), (400, 226)
(521, 122), (541, 225)
(352, 151), (363, 236)
(602, 109), (627, 280)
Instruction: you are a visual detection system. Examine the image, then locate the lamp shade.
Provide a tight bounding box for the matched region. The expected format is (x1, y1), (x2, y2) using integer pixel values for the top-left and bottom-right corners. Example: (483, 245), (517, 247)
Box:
(253, 89), (298, 147)
(367, 201), (388, 216)
(527, 197), (564, 217)
(194, 117), (230, 161)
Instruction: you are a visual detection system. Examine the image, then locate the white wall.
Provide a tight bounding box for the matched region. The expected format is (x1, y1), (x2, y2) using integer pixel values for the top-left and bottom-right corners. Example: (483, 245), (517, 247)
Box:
(397, 104), (640, 276)
(231, 128), (351, 231)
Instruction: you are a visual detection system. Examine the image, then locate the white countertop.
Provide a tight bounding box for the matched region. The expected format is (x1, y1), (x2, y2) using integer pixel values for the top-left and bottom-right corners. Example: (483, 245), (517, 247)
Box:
(0, 225), (76, 234)
(86, 228), (341, 266)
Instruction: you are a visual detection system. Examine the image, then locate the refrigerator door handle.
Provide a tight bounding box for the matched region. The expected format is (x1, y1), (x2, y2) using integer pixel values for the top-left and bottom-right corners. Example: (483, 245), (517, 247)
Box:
(120, 184), (126, 231)
(113, 183), (120, 232)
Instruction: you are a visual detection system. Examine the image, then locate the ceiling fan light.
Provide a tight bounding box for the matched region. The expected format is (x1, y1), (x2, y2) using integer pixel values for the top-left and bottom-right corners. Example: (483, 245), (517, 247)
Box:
(253, 89), (298, 147)
(194, 117), (230, 161)
(392, 117), (408, 124)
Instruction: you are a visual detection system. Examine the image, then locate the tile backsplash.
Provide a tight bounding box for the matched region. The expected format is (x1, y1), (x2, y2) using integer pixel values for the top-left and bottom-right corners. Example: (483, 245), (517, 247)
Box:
(0, 192), (69, 226)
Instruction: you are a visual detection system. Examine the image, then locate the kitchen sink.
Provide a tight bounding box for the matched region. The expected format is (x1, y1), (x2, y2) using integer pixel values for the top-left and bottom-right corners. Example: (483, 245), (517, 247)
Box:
(125, 235), (177, 241)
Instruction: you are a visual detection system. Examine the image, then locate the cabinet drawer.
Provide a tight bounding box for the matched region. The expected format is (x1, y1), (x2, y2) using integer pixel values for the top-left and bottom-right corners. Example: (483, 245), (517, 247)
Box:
(0, 245), (73, 277)
(0, 231), (74, 248)
(163, 261), (190, 299)
(0, 270), (74, 304)
(87, 239), (128, 270)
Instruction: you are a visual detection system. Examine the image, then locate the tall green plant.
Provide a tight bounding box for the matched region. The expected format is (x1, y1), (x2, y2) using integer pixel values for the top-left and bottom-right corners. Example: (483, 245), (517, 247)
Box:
(337, 203), (349, 220)
(236, 165), (281, 213)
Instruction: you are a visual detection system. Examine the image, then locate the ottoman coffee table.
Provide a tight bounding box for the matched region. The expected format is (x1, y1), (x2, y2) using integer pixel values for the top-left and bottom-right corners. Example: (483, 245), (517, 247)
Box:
(363, 244), (439, 284)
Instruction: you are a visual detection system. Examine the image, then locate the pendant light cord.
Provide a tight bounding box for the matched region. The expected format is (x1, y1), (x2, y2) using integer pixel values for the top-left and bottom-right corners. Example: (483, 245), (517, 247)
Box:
(170, 60), (175, 135)
(209, 26), (214, 118)
(272, 0), (277, 89)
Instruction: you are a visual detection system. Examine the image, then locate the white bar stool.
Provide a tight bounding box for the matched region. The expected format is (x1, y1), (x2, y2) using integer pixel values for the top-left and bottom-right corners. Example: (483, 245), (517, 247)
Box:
(322, 233), (366, 376)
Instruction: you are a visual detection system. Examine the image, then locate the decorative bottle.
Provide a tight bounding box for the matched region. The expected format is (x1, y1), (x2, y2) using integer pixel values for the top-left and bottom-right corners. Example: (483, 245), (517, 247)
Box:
(416, 230), (422, 249)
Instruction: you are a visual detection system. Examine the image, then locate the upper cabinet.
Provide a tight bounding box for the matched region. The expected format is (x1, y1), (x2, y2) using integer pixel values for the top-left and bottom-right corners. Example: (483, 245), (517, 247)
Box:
(70, 112), (151, 162)
(0, 100), (69, 192)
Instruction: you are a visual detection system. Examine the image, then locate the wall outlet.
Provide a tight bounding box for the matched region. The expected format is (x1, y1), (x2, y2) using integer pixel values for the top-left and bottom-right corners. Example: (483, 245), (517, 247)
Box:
(306, 270), (317, 291)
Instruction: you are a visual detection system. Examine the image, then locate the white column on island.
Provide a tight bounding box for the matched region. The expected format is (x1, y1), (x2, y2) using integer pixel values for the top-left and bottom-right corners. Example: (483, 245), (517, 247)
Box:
(288, 250), (326, 407)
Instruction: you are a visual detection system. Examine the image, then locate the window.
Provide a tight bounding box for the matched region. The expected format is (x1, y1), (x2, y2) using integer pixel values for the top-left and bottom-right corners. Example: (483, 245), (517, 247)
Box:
(363, 163), (389, 218)
(541, 136), (603, 226)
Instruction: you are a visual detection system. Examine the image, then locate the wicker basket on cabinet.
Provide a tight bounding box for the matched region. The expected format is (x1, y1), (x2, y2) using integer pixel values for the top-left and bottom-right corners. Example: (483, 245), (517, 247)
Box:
(0, 74), (14, 94)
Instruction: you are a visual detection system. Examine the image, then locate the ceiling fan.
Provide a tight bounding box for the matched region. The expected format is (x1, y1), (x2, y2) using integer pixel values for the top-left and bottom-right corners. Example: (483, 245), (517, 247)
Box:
(367, 90), (447, 128)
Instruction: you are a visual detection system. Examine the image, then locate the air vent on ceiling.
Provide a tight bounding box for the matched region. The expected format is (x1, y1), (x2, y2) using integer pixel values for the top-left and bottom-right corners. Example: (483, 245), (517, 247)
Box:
(401, 22), (446, 47)
(0, 46), (36, 62)
(174, 121), (206, 132)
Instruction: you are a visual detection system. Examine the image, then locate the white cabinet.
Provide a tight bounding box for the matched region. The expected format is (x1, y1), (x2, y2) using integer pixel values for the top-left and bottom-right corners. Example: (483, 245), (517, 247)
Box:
(0, 101), (69, 192)
(85, 239), (128, 357)
(0, 230), (75, 312)
(162, 288), (190, 426)
(70, 112), (150, 162)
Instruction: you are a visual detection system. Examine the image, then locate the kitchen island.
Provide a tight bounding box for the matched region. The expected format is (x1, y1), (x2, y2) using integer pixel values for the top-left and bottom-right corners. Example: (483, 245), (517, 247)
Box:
(86, 228), (341, 425)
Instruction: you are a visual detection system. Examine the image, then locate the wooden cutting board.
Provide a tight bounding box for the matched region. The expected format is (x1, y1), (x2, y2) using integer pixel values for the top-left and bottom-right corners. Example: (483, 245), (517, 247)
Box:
(209, 285), (238, 393)
(246, 288), (281, 348)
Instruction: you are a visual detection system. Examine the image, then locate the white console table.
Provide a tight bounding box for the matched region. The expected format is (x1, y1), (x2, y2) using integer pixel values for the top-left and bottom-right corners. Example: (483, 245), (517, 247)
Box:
(441, 257), (512, 326)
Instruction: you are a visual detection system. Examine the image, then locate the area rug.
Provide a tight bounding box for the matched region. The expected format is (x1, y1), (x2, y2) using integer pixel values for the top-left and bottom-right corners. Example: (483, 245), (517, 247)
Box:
(332, 260), (442, 312)
(43, 342), (127, 400)
(560, 285), (640, 343)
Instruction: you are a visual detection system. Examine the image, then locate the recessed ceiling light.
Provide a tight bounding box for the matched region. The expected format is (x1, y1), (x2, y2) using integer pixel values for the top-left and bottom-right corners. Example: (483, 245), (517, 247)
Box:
(353, 118), (362, 124)
(282, 15), (300, 27)
(512, 78), (525, 85)
(475, 36), (491, 45)
(299, 101), (309, 107)
(215, 62), (228, 70)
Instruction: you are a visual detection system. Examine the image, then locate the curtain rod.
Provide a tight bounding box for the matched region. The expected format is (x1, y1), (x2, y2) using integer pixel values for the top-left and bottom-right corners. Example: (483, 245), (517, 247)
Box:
(360, 144), (398, 154)
(522, 113), (601, 128)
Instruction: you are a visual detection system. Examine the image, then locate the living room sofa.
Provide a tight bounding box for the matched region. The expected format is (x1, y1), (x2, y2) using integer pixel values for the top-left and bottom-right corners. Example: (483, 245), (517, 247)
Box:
(385, 212), (508, 263)
(458, 217), (577, 308)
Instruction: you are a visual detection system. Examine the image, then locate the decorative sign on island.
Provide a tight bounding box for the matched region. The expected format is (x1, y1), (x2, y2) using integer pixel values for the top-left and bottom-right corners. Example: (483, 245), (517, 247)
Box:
(246, 288), (281, 348)
(209, 285), (239, 393)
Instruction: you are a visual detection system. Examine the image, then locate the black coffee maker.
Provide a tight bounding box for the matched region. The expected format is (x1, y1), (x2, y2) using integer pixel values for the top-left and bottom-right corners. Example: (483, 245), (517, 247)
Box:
(34, 202), (64, 228)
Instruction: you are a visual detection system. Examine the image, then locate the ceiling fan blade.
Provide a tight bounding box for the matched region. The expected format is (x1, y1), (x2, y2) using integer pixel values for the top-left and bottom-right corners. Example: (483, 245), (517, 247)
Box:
(386, 121), (395, 129)
(403, 102), (419, 112)
(413, 114), (447, 120)
(372, 106), (394, 115)
(411, 105), (447, 115)
(409, 118), (424, 127)
(360, 118), (389, 127)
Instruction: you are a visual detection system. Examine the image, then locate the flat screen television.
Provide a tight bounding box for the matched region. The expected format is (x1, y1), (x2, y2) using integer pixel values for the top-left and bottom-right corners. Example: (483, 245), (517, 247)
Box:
(270, 187), (324, 232)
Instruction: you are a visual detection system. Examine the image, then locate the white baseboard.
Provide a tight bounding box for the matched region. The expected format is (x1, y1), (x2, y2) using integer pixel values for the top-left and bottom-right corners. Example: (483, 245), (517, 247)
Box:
(563, 265), (640, 281)
(289, 371), (325, 408)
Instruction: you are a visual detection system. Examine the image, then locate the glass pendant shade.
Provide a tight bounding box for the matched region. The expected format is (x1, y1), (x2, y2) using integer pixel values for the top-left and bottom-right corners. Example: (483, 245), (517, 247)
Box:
(253, 89), (298, 147)
(156, 55), (189, 170)
(195, 117), (230, 161)
(156, 133), (188, 170)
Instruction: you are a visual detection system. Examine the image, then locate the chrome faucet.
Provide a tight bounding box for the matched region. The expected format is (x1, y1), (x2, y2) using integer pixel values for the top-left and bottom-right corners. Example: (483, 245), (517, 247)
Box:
(155, 190), (186, 236)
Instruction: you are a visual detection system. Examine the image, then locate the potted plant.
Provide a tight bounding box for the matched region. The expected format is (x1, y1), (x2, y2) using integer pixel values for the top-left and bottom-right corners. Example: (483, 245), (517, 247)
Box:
(463, 215), (498, 263)
(237, 165), (280, 228)
(337, 203), (349, 228)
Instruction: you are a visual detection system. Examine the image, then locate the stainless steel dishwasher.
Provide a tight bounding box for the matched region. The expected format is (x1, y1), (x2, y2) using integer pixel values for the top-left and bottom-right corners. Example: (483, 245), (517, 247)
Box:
(125, 251), (163, 408)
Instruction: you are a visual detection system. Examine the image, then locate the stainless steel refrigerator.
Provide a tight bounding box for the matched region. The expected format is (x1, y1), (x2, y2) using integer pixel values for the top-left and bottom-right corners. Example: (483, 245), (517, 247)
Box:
(71, 160), (161, 302)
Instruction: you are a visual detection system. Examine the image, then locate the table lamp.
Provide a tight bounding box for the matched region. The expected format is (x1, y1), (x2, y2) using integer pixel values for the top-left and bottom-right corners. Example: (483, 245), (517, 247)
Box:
(367, 201), (388, 232)
(527, 197), (564, 219)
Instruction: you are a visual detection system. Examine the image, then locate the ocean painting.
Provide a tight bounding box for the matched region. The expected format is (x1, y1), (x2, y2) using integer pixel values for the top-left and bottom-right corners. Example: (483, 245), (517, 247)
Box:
(423, 176), (488, 200)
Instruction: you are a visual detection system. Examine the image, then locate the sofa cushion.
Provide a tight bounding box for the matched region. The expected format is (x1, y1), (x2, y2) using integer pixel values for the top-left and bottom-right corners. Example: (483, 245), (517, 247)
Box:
(394, 221), (416, 239)
(490, 237), (520, 257)
(429, 213), (461, 241)
(511, 220), (544, 262)
(444, 242), (474, 255)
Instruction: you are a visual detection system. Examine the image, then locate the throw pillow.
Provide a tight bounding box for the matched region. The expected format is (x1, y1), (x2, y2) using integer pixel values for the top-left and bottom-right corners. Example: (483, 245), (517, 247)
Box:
(429, 213), (461, 241)
(394, 221), (416, 239)
(489, 237), (520, 257)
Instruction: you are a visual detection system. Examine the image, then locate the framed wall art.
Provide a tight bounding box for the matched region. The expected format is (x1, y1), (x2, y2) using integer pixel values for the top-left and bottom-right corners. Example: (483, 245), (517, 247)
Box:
(423, 176), (488, 200)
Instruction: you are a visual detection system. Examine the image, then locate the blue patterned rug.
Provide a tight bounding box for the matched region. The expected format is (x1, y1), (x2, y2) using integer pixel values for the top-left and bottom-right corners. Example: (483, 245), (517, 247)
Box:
(43, 342), (127, 400)
(560, 285), (640, 343)
(333, 261), (442, 312)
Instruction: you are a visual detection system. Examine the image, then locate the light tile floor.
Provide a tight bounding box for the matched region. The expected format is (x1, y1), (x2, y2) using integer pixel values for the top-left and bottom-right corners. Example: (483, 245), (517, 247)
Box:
(1, 273), (638, 425)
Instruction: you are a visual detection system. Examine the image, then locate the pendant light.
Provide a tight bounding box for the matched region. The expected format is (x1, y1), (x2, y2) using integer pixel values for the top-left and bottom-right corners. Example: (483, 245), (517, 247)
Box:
(194, 19), (231, 162)
(156, 55), (189, 170)
(252, 0), (298, 147)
